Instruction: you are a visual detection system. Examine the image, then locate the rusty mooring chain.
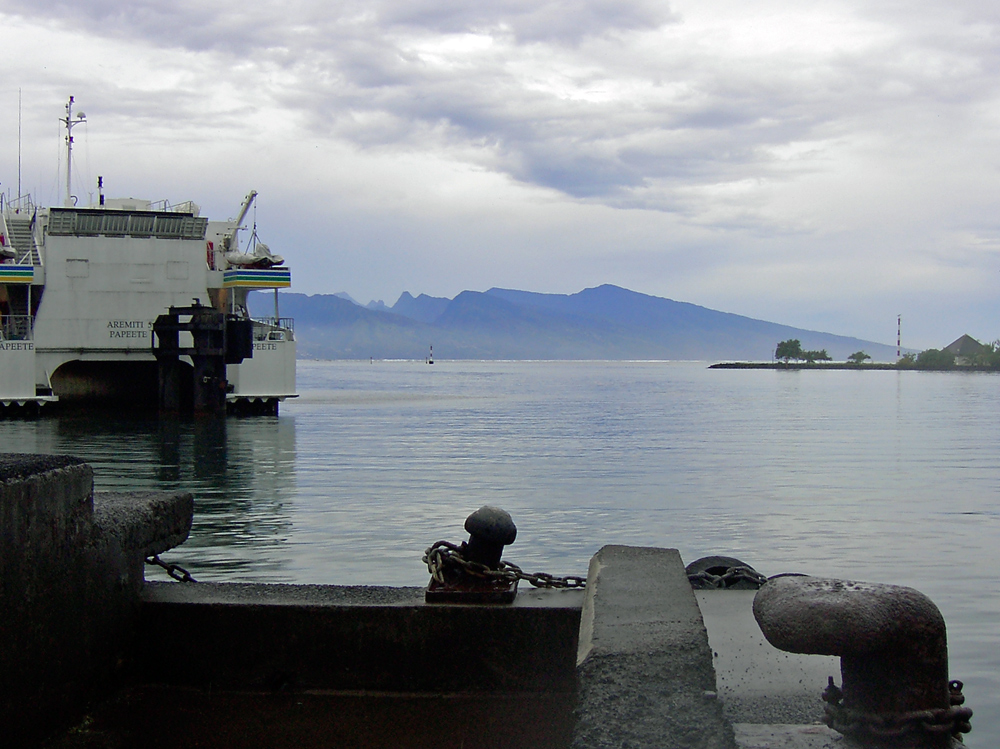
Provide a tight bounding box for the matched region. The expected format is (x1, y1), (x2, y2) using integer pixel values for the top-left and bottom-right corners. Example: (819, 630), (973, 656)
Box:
(821, 677), (973, 740)
(145, 555), (197, 583)
(423, 540), (586, 589)
(687, 566), (769, 590)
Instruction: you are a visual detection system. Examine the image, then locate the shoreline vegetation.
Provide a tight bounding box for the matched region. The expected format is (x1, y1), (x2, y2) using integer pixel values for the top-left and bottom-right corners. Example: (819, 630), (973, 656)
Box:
(710, 362), (900, 370)
(711, 338), (1000, 372)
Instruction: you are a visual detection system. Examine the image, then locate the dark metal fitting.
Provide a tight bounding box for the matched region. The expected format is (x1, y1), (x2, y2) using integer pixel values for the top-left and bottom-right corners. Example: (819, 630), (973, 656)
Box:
(685, 555), (767, 589)
(463, 505), (517, 568)
(753, 576), (972, 748)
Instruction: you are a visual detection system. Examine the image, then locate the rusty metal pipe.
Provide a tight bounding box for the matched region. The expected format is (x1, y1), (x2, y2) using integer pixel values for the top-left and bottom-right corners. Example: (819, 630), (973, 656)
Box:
(753, 576), (970, 747)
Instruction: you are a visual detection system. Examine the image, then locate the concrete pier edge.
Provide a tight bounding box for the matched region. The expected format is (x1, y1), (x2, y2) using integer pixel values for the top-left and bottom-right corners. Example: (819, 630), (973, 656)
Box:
(0, 454), (193, 748)
(3, 453), (852, 748)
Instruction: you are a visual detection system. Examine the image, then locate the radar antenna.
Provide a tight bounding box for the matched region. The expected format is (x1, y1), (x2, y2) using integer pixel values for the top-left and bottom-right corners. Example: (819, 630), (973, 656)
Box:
(60, 96), (87, 207)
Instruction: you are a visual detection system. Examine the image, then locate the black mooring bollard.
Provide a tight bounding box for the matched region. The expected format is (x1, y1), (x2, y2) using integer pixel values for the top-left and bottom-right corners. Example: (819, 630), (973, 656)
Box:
(424, 506), (520, 603)
(463, 505), (517, 568)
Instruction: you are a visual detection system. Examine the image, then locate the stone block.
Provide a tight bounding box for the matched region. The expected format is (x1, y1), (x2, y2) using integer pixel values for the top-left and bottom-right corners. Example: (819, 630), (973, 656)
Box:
(573, 545), (737, 749)
(0, 453), (193, 747)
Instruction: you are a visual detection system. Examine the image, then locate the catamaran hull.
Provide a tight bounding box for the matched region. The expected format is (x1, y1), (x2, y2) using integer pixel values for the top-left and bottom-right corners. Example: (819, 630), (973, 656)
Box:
(0, 198), (297, 414)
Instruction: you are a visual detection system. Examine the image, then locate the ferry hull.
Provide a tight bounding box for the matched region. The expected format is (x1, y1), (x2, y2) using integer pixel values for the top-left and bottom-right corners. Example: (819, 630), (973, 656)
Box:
(1, 195), (297, 414)
(227, 337), (297, 400)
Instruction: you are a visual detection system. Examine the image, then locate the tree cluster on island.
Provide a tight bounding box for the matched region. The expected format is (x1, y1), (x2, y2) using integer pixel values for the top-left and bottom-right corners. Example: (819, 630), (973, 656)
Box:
(774, 339), (832, 364)
(772, 338), (1000, 370)
(896, 350), (954, 369)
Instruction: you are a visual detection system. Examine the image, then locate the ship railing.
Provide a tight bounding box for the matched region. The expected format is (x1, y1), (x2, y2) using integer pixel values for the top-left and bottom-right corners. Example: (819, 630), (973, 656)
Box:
(0, 193), (36, 216)
(251, 318), (294, 342)
(0, 315), (33, 342)
(149, 199), (200, 215)
(252, 317), (294, 334)
(13, 218), (40, 266)
(0, 206), (42, 267)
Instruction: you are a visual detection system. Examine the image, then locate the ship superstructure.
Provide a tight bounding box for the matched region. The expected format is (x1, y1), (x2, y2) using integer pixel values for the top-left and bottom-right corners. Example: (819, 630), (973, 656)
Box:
(0, 99), (296, 414)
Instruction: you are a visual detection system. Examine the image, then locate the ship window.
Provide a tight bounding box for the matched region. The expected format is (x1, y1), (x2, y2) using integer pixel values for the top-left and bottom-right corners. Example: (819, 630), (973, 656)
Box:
(167, 261), (189, 280)
(130, 263), (154, 283)
(154, 215), (184, 238)
(66, 259), (89, 278)
(102, 214), (130, 235)
(48, 212), (76, 234)
(47, 209), (209, 240)
(76, 214), (104, 235)
(129, 214), (155, 236)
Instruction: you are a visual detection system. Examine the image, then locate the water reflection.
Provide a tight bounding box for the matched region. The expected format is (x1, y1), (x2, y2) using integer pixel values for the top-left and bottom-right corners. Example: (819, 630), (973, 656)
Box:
(0, 411), (297, 581)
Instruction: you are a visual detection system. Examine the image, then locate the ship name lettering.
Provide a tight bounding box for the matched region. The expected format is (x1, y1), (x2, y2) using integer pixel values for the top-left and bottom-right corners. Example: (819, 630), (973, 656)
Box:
(0, 342), (33, 351)
(108, 320), (149, 338)
(253, 343), (278, 351)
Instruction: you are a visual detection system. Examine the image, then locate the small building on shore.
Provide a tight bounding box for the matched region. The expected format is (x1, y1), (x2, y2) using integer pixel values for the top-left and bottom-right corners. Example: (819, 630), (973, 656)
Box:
(944, 334), (988, 365)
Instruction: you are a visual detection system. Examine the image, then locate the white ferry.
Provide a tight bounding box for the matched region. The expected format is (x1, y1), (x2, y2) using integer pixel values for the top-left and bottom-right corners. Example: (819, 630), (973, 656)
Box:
(0, 98), (296, 414)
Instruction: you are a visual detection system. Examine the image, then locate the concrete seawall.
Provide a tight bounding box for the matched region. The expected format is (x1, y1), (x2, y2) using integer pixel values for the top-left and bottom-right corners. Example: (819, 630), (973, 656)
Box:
(0, 454), (192, 748)
(139, 582), (581, 695)
(4, 453), (847, 748)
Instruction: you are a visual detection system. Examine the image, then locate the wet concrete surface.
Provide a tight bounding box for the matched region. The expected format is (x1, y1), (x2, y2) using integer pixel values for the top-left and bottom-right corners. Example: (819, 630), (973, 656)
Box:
(0, 452), (85, 481)
(732, 723), (840, 748)
(696, 590), (839, 725)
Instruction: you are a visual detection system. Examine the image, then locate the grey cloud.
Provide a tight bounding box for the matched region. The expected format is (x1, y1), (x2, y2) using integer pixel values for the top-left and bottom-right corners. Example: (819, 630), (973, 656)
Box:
(292, 60), (840, 205)
(8, 0), (1000, 217)
(378, 0), (675, 43)
(5, 1), (239, 51)
(4, 0), (673, 50)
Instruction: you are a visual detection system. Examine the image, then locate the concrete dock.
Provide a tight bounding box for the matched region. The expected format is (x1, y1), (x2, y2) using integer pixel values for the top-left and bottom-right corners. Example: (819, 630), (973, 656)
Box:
(0, 453), (887, 748)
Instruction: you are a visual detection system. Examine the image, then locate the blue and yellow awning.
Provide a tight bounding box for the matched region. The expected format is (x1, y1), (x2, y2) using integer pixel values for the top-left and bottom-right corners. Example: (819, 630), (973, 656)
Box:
(223, 267), (291, 289)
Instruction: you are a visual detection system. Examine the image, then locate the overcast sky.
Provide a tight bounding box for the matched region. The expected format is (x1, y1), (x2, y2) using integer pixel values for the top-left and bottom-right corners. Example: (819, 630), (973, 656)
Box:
(2, 1), (999, 348)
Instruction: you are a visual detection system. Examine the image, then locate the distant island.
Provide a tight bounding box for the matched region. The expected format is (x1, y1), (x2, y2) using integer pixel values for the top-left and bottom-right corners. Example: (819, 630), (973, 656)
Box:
(249, 285), (901, 361)
(712, 335), (1000, 371)
(711, 362), (901, 370)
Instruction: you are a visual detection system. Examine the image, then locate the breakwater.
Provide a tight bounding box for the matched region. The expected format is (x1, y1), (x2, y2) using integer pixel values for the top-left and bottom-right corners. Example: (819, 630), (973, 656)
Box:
(711, 361), (900, 369)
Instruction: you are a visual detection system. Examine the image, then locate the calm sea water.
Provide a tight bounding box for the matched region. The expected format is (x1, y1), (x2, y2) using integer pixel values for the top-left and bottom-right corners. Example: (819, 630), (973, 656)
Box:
(2, 360), (997, 744)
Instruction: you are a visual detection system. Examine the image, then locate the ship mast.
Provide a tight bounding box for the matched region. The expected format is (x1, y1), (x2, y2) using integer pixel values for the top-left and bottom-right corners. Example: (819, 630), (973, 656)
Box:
(60, 96), (86, 207)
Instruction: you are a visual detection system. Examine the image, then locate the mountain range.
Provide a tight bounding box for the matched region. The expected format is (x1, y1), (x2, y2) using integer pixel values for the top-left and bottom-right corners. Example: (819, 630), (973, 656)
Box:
(248, 285), (900, 361)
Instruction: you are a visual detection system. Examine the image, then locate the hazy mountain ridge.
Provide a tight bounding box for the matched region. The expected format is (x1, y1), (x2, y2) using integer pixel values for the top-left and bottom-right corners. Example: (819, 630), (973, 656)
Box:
(250, 285), (899, 361)
(391, 292), (451, 324)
